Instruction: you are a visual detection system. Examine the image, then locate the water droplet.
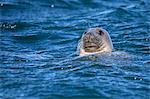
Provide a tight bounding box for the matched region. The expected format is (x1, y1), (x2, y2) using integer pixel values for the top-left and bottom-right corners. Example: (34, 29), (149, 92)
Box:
(11, 25), (16, 29)
(0, 3), (4, 7)
(145, 38), (149, 41)
(51, 4), (54, 8)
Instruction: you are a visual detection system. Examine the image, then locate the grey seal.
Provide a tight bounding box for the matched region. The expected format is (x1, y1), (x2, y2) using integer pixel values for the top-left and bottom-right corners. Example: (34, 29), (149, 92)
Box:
(77, 27), (113, 56)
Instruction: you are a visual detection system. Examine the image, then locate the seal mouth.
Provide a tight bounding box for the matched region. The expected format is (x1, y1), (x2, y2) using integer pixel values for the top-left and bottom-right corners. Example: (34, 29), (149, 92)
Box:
(83, 42), (100, 52)
(84, 43), (98, 48)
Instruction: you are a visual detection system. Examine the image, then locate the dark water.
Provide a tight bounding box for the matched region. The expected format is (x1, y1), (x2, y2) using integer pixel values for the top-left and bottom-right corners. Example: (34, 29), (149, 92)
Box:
(0, 0), (150, 99)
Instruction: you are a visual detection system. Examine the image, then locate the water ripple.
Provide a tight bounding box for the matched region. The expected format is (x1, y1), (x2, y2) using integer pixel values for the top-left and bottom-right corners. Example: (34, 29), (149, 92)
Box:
(0, 0), (150, 99)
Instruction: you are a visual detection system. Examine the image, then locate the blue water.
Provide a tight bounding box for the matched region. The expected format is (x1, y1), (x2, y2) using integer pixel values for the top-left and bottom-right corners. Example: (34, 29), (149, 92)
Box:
(0, 0), (150, 99)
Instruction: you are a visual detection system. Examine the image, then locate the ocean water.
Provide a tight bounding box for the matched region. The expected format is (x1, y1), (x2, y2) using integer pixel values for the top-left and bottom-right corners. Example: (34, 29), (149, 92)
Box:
(0, 0), (150, 99)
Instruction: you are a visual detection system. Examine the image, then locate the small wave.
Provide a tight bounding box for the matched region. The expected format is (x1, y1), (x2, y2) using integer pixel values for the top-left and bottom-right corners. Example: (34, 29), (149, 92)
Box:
(0, 1), (32, 10)
(0, 22), (37, 31)
(12, 33), (48, 44)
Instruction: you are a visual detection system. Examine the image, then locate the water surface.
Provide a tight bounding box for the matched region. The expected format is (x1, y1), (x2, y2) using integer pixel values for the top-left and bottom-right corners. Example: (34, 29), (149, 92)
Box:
(0, 0), (150, 98)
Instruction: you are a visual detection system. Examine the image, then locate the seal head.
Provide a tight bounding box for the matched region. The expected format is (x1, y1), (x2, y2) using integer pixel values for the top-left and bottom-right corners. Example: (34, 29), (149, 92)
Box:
(78, 27), (113, 56)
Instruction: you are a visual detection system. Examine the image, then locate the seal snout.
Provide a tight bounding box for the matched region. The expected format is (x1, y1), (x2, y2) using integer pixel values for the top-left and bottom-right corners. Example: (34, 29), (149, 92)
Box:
(83, 32), (100, 52)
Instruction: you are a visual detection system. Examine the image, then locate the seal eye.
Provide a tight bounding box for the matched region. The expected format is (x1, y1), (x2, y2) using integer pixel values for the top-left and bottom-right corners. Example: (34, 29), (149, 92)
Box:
(98, 30), (104, 35)
(84, 31), (87, 34)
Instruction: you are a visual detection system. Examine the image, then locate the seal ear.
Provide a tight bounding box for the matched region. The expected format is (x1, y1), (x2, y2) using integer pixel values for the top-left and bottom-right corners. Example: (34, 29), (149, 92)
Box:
(98, 30), (104, 35)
